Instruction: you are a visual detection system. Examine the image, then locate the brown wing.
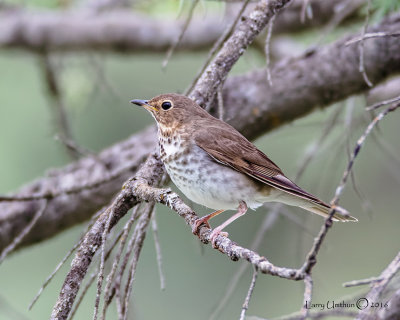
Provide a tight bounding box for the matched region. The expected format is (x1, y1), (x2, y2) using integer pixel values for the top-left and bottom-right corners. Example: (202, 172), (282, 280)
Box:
(194, 123), (329, 207)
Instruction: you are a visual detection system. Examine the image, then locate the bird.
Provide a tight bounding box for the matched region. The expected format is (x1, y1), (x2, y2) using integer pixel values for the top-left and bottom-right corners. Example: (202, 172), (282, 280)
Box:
(131, 93), (357, 246)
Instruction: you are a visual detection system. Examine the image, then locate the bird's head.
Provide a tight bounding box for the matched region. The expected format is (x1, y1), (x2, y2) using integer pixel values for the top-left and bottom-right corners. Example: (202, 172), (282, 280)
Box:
(130, 93), (207, 129)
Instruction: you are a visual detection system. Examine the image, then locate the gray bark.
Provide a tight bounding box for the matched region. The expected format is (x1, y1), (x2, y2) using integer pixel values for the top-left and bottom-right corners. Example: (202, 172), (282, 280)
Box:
(1, 13), (400, 254)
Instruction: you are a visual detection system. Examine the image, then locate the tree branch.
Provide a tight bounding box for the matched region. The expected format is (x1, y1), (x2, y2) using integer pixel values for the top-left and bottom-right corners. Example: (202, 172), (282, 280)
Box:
(1, 13), (400, 254)
(0, 0), (362, 53)
(0, 10), (225, 53)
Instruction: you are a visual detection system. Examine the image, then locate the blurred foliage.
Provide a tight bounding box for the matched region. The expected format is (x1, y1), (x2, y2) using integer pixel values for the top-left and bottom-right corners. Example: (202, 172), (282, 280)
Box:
(371, 0), (400, 21)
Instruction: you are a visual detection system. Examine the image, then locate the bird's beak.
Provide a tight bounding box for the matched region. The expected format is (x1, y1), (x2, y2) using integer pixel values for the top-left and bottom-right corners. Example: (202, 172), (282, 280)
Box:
(130, 99), (157, 112)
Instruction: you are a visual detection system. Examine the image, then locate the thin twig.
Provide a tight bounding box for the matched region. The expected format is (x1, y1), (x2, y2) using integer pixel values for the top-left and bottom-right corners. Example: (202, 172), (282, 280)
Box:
(51, 153), (165, 320)
(54, 134), (95, 158)
(332, 102), (400, 206)
(343, 276), (383, 288)
(266, 309), (358, 320)
(366, 94), (400, 111)
(217, 86), (225, 120)
(357, 250), (400, 320)
(151, 209), (166, 291)
(29, 209), (103, 310)
(209, 209), (280, 320)
(122, 202), (155, 320)
(162, 0), (200, 69)
(300, 0), (312, 23)
(239, 266), (258, 320)
(101, 205), (141, 320)
(93, 207), (116, 320)
(0, 200), (48, 264)
(210, 106), (342, 319)
(344, 101), (373, 216)
(265, 14), (275, 87)
(41, 54), (78, 159)
(69, 228), (125, 320)
(345, 31), (400, 46)
(358, 0), (373, 87)
(0, 163), (136, 202)
(185, 0), (252, 96)
(299, 275), (313, 319)
(300, 102), (400, 277)
(86, 54), (125, 104)
(316, 0), (365, 45)
(107, 203), (154, 315)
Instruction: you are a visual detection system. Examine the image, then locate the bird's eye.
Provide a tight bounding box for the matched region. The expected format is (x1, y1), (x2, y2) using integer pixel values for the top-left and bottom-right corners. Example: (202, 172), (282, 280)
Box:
(161, 101), (172, 111)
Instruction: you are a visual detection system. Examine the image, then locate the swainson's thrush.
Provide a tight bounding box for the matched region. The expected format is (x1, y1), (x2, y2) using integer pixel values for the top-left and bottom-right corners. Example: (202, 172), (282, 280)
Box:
(131, 94), (357, 245)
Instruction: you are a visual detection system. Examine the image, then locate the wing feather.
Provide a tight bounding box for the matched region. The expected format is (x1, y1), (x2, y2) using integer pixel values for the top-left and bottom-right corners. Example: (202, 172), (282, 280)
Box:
(194, 123), (329, 208)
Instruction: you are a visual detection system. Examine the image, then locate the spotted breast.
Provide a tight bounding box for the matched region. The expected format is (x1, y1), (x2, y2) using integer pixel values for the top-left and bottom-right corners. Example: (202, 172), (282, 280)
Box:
(158, 126), (271, 211)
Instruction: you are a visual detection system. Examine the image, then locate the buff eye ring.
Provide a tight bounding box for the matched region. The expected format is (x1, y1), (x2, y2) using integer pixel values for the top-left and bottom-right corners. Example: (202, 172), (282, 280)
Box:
(161, 101), (173, 111)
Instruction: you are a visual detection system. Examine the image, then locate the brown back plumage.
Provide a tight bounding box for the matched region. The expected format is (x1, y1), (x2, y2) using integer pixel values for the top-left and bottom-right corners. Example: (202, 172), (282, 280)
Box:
(133, 93), (356, 221)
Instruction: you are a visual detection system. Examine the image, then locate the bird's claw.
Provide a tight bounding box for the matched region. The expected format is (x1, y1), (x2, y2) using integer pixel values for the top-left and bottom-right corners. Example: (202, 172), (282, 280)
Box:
(192, 217), (211, 235)
(210, 230), (229, 248)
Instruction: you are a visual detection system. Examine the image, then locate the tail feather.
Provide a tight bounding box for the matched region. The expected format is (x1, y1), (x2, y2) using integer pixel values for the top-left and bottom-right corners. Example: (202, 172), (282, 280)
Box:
(301, 203), (358, 222)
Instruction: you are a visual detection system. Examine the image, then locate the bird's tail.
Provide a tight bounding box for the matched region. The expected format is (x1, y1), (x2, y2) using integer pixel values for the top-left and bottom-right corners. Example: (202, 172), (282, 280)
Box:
(300, 203), (358, 222)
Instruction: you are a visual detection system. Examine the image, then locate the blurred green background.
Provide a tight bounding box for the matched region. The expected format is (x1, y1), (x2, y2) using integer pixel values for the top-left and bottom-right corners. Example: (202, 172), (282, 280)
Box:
(0, 1), (400, 320)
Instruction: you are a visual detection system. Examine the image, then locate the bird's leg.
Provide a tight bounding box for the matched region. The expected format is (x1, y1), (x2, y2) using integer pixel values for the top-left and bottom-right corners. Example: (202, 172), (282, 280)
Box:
(192, 209), (225, 235)
(210, 201), (248, 248)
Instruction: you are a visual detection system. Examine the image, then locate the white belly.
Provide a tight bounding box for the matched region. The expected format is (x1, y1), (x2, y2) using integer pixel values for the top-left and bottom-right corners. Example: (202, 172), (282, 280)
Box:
(161, 141), (269, 210)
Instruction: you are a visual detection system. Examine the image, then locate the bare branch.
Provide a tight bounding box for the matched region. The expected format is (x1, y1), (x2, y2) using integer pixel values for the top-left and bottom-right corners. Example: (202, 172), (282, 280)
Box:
(0, 0), (362, 54)
(185, 0), (252, 96)
(267, 309), (358, 320)
(121, 202), (154, 320)
(162, 0), (200, 69)
(239, 266), (258, 320)
(358, 0), (373, 87)
(51, 153), (164, 320)
(209, 208), (280, 320)
(1, 13), (400, 254)
(265, 14), (275, 87)
(273, 0), (364, 35)
(343, 276), (384, 288)
(101, 206), (141, 319)
(0, 200), (48, 265)
(366, 93), (400, 111)
(0, 10), (226, 53)
(345, 31), (400, 46)
(300, 275), (313, 319)
(151, 209), (166, 291)
(29, 210), (103, 310)
(190, 0), (292, 107)
(300, 102), (400, 276)
(357, 250), (400, 320)
(41, 54), (78, 159)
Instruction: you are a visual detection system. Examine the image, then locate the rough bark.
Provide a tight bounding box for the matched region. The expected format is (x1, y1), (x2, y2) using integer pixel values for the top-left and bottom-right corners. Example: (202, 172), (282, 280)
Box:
(0, 10), (225, 53)
(51, 1), (290, 318)
(0, 0), (362, 53)
(1, 13), (400, 254)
